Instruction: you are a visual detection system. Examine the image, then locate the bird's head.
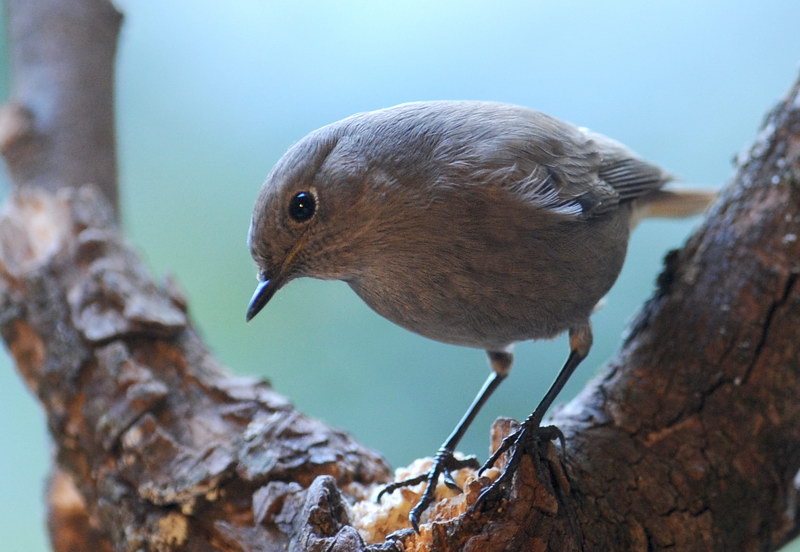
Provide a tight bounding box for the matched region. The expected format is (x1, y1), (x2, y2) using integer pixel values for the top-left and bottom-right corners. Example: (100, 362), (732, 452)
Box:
(245, 124), (401, 322)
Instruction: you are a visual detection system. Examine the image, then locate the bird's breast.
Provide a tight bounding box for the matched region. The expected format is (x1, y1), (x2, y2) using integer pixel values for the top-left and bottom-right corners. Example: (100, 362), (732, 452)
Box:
(347, 213), (629, 351)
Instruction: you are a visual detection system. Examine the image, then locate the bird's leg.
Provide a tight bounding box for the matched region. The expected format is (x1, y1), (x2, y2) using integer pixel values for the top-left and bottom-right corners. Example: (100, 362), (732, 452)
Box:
(476, 324), (592, 507)
(377, 350), (513, 531)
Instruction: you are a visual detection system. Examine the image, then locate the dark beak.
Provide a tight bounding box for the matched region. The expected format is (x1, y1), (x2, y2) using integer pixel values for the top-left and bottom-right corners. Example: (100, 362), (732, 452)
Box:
(246, 278), (279, 322)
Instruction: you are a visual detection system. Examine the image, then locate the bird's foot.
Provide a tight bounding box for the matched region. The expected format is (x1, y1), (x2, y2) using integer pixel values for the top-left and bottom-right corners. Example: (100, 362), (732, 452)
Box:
(473, 420), (565, 509)
(377, 448), (480, 532)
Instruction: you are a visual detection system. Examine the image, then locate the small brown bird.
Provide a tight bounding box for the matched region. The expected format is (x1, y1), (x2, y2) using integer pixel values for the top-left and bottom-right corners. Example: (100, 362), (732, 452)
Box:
(245, 101), (713, 530)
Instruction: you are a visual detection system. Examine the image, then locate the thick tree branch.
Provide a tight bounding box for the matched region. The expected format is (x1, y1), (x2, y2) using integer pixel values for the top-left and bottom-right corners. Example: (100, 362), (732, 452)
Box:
(0, 186), (392, 550)
(1, 0), (799, 550)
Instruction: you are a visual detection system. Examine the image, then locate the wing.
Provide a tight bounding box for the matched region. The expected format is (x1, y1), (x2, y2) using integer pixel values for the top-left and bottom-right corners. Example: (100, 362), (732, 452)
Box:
(342, 101), (671, 220)
(582, 129), (673, 205)
(423, 102), (672, 220)
(496, 119), (673, 220)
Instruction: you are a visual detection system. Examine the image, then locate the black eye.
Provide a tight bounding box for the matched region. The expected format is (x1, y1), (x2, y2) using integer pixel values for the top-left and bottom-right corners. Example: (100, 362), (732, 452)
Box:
(288, 191), (316, 222)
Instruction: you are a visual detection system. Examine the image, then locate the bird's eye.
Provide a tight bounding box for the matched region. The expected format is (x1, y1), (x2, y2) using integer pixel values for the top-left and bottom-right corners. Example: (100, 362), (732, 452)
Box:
(288, 191), (316, 222)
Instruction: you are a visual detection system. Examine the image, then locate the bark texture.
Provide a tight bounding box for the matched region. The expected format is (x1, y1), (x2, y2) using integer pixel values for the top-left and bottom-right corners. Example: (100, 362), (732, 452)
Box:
(1, 0), (799, 551)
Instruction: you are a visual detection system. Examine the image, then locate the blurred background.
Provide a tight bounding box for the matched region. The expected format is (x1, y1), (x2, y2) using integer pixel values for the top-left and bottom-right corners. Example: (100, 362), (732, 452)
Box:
(1, 1), (799, 550)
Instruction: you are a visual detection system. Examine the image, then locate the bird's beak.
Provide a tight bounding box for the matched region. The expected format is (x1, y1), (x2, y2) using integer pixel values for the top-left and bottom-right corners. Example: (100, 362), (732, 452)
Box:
(247, 231), (308, 322)
(246, 278), (279, 322)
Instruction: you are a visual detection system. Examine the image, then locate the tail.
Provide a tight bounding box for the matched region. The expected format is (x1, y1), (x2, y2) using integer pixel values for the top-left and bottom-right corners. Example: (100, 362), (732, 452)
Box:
(631, 189), (716, 227)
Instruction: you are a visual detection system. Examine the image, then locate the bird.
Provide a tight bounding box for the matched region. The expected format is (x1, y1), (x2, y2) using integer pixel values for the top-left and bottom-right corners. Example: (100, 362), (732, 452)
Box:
(244, 100), (713, 530)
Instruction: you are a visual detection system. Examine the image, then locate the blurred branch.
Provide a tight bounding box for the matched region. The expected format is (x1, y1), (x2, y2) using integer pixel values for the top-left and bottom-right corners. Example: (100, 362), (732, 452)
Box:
(1, 0), (120, 213)
(0, 0), (799, 551)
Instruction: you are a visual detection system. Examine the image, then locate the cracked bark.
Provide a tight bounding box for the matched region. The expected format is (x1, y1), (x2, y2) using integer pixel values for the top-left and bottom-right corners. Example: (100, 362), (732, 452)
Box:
(1, 0), (799, 550)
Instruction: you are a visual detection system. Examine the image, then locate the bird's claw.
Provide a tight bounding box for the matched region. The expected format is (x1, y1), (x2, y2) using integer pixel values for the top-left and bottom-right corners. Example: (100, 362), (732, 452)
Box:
(442, 467), (461, 491)
(375, 425), (565, 531)
(478, 430), (518, 478)
(375, 473), (428, 503)
(376, 448), (479, 532)
(474, 422), (566, 509)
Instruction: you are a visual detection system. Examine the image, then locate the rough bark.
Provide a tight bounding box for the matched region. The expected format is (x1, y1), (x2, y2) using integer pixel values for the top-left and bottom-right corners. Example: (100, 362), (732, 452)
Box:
(1, 0), (799, 551)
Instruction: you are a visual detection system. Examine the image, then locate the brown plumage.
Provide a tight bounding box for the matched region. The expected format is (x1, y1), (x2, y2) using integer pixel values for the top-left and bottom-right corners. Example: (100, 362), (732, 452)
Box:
(246, 101), (714, 530)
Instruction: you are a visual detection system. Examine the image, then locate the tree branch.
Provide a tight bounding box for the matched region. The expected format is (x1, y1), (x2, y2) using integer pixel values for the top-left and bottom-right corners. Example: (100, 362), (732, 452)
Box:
(2, 0), (120, 213)
(1, 1), (798, 550)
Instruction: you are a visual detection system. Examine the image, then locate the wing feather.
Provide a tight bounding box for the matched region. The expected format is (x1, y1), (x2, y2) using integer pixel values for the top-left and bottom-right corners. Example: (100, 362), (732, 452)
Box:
(352, 101), (672, 220)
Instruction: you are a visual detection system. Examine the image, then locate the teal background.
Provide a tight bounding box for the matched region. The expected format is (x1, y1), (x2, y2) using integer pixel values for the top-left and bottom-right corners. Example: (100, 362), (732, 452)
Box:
(1, 2), (799, 550)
